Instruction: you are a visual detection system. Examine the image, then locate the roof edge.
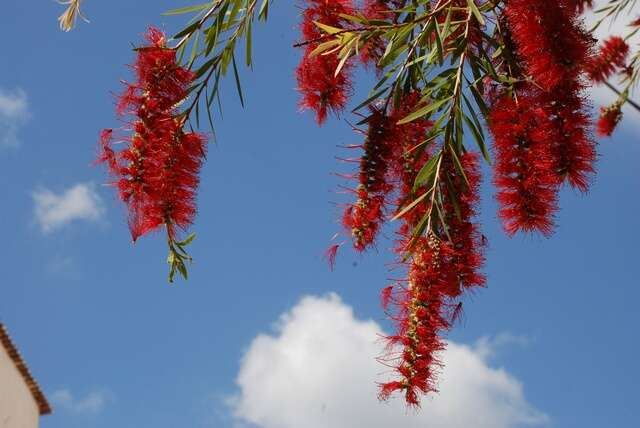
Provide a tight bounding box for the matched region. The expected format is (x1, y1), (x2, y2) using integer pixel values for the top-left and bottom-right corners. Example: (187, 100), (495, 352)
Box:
(0, 323), (52, 415)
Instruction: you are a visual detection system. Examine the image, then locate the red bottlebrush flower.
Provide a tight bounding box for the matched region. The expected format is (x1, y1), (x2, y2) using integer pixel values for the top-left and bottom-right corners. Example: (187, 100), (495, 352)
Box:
(340, 94), (431, 252)
(440, 153), (486, 297)
(539, 85), (597, 193)
(597, 102), (623, 137)
(587, 36), (630, 83)
(489, 93), (559, 236)
(97, 28), (206, 261)
(500, 0), (597, 196)
(380, 152), (485, 407)
(342, 107), (394, 251)
(296, 0), (355, 124)
(296, 51), (353, 124)
(504, 0), (592, 91)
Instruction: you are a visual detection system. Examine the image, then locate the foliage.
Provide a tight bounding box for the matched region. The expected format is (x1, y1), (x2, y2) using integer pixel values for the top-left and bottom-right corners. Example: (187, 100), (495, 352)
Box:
(58, 0), (639, 406)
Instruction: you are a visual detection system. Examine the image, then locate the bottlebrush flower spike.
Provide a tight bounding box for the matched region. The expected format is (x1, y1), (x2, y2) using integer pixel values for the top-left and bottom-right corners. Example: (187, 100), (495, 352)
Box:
(380, 152), (485, 407)
(540, 85), (597, 193)
(504, 0), (591, 91)
(97, 27), (207, 282)
(597, 102), (623, 137)
(503, 0), (596, 194)
(489, 92), (559, 236)
(587, 36), (630, 83)
(296, 0), (355, 124)
(342, 107), (394, 251)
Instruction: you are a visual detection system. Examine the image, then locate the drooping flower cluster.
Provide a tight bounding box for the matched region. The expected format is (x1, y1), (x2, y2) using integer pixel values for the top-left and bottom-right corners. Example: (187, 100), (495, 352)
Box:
(488, 0), (597, 235)
(587, 36), (630, 83)
(333, 92), (485, 406)
(98, 28), (206, 272)
(587, 36), (630, 137)
(341, 107), (395, 250)
(489, 94), (559, 236)
(294, 0), (615, 408)
(379, 152), (485, 406)
(296, 0), (355, 124)
(597, 102), (624, 137)
(340, 93), (431, 252)
(504, 0), (592, 92)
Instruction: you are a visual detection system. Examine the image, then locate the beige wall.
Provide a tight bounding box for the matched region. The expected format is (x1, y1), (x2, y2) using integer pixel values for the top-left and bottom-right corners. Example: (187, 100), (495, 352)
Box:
(0, 344), (39, 428)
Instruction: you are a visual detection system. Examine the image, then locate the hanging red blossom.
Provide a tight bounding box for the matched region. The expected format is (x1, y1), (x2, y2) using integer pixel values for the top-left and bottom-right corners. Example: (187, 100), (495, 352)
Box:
(504, 0), (592, 91)
(380, 152), (485, 407)
(597, 102), (624, 137)
(504, 0), (596, 193)
(296, 0), (355, 124)
(587, 36), (630, 83)
(97, 27), (206, 281)
(342, 107), (394, 251)
(489, 92), (559, 236)
(540, 86), (597, 193)
(340, 93), (432, 251)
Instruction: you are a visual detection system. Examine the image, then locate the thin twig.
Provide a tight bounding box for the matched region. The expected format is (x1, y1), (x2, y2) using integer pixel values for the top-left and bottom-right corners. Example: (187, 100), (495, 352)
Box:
(604, 81), (640, 112)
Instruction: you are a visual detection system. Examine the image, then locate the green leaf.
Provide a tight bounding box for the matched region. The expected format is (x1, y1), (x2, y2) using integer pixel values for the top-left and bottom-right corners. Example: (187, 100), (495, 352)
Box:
(392, 191), (429, 221)
(314, 21), (344, 35)
(173, 21), (201, 39)
(397, 97), (452, 124)
(246, 18), (253, 67)
(163, 2), (214, 16)
(447, 145), (470, 188)
(178, 233), (197, 246)
(259, 0), (269, 21)
(413, 150), (442, 190)
(231, 53), (245, 107)
(351, 87), (389, 112)
(466, 0), (485, 25)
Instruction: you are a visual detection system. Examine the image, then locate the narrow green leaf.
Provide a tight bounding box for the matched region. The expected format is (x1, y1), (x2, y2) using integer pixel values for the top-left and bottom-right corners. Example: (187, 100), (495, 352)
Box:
(398, 97), (452, 124)
(392, 191), (429, 221)
(466, 0), (485, 25)
(413, 150), (442, 190)
(163, 2), (214, 16)
(231, 53), (245, 107)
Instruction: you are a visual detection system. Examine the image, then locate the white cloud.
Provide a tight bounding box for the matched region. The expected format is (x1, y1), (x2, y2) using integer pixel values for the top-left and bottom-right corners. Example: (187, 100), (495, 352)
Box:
(0, 87), (29, 149)
(32, 183), (105, 233)
(50, 389), (109, 414)
(230, 294), (548, 428)
(474, 332), (531, 360)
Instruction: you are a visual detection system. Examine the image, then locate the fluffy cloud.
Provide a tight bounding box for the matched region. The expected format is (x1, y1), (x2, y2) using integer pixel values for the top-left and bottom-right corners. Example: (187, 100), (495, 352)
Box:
(0, 87), (29, 149)
(50, 389), (109, 414)
(230, 294), (548, 428)
(32, 183), (105, 233)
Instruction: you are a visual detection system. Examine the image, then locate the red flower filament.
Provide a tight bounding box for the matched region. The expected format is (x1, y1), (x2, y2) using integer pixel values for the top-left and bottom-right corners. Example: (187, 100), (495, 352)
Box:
(296, 0), (355, 124)
(587, 36), (630, 83)
(98, 27), (206, 280)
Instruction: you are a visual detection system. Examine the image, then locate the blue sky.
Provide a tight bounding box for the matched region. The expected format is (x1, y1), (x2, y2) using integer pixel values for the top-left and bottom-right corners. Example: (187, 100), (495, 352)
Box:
(1, 1), (638, 427)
